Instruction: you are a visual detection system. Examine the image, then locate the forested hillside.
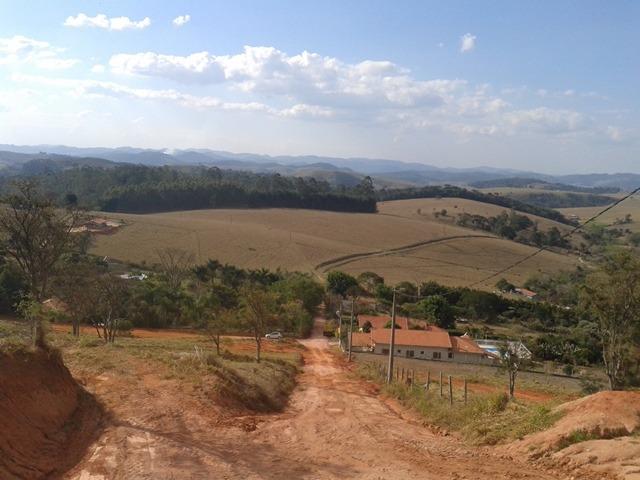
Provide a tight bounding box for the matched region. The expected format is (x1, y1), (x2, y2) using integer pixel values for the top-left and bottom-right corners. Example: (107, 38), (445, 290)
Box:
(0, 164), (377, 214)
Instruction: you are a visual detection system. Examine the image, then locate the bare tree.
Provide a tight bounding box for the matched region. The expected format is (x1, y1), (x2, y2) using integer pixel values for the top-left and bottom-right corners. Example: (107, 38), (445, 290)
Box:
(156, 247), (195, 290)
(581, 252), (640, 390)
(0, 181), (84, 344)
(93, 276), (130, 343)
(205, 308), (236, 355)
(499, 343), (528, 400)
(241, 287), (279, 362)
(57, 260), (104, 336)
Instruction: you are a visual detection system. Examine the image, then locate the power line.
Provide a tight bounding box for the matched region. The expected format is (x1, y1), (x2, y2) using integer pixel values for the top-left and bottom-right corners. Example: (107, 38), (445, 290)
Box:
(466, 187), (640, 289)
(384, 187), (640, 299)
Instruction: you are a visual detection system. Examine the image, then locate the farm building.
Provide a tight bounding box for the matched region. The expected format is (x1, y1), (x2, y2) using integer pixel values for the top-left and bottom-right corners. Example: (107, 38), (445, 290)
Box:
(349, 329), (497, 365)
(514, 288), (538, 300)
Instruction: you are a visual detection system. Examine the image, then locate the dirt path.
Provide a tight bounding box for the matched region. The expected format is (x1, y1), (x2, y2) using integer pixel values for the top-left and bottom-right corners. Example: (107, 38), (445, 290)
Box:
(65, 320), (575, 480)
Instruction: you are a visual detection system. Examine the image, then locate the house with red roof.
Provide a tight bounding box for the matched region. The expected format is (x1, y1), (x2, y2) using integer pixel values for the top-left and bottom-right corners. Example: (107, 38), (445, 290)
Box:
(349, 328), (497, 365)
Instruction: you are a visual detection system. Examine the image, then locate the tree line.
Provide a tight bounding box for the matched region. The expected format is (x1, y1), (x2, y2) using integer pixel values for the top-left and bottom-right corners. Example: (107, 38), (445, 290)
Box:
(455, 211), (569, 249)
(0, 165), (377, 214)
(376, 185), (572, 224)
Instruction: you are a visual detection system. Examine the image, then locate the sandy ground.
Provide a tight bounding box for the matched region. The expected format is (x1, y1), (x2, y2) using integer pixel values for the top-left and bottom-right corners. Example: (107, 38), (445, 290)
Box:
(64, 320), (592, 480)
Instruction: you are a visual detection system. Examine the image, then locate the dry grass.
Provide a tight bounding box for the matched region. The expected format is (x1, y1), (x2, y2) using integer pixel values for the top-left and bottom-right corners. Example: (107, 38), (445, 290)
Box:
(358, 363), (562, 445)
(559, 196), (640, 232)
(90, 200), (580, 288)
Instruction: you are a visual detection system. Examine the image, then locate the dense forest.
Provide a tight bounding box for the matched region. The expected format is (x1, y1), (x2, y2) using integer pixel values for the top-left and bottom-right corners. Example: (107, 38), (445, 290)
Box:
(0, 164), (377, 214)
(376, 185), (573, 224)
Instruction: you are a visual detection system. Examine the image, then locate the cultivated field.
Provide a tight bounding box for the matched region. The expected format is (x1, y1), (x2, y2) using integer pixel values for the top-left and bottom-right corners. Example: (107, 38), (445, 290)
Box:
(91, 198), (581, 288)
(559, 195), (640, 231)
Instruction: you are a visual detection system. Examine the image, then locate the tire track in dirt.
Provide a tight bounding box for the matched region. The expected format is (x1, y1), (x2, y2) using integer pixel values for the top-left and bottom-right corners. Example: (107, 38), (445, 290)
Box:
(314, 234), (497, 273)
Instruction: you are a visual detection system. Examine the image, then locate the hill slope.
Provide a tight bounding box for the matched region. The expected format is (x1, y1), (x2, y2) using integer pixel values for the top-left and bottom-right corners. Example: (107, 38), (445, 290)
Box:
(92, 200), (579, 288)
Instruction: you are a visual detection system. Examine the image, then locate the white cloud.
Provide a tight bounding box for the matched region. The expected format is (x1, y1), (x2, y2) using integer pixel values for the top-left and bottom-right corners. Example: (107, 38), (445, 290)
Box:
(64, 13), (151, 31)
(109, 46), (466, 109)
(504, 107), (588, 135)
(91, 64), (105, 73)
(172, 14), (191, 27)
(460, 33), (476, 53)
(0, 35), (78, 69)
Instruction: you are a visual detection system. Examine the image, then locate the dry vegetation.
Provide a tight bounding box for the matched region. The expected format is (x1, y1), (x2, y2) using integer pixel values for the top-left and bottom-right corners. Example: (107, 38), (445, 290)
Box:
(91, 198), (580, 288)
(559, 195), (640, 232)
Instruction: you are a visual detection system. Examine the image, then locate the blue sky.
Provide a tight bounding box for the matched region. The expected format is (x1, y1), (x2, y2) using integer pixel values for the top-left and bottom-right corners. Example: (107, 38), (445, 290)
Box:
(0, 1), (638, 173)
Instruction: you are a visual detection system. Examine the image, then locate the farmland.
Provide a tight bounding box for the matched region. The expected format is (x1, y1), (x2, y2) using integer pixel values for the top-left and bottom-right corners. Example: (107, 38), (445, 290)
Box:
(559, 195), (640, 232)
(91, 197), (581, 288)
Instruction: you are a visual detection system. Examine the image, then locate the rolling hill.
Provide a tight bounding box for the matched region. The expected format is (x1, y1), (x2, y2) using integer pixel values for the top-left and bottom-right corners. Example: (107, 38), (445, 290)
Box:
(91, 198), (581, 288)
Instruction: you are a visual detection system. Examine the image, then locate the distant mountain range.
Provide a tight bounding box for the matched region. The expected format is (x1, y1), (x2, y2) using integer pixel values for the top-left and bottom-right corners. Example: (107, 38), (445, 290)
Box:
(0, 144), (638, 191)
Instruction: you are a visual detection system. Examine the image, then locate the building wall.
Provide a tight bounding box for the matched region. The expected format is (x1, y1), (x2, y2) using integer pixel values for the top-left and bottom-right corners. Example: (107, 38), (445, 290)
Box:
(373, 344), (494, 365)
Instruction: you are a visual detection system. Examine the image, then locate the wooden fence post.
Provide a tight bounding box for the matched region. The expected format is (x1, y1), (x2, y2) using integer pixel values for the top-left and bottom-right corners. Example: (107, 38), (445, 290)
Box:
(448, 375), (453, 406)
(401, 367), (405, 381)
(464, 377), (468, 405)
(426, 370), (431, 391)
(439, 372), (443, 397)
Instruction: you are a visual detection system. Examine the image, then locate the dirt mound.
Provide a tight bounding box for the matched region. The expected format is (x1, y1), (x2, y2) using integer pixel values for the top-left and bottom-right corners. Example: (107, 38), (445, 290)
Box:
(507, 391), (640, 454)
(504, 391), (640, 479)
(0, 347), (102, 480)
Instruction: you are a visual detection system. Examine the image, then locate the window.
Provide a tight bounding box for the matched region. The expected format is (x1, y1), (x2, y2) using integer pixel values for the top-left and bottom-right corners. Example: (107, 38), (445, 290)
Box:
(406, 350), (414, 358)
(382, 348), (389, 355)
(432, 352), (441, 360)
(420, 351), (424, 355)
(397, 349), (401, 354)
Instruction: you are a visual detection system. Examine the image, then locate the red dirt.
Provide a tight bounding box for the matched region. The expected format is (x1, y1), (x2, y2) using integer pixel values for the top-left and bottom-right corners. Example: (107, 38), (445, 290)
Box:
(504, 391), (640, 479)
(60, 319), (607, 480)
(0, 348), (102, 480)
(50, 323), (205, 339)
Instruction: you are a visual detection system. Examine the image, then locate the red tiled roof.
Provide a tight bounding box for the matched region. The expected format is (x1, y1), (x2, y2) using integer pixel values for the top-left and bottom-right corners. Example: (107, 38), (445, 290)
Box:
(358, 315), (444, 332)
(370, 328), (452, 349)
(450, 335), (486, 354)
(350, 332), (373, 348)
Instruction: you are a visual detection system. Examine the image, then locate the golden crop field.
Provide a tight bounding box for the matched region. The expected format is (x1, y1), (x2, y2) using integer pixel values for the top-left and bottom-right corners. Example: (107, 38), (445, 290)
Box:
(558, 195), (640, 232)
(91, 198), (581, 288)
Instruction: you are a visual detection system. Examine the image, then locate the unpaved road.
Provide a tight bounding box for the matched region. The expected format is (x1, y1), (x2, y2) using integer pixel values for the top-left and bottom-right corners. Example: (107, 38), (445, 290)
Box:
(66, 321), (574, 480)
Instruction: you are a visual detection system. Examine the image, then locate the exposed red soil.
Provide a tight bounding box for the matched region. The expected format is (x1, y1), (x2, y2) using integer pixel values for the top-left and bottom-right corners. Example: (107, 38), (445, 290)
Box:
(504, 391), (640, 479)
(0, 348), (102, 480)
(60, 320), (606, 480)
(50, 323), (206, 339)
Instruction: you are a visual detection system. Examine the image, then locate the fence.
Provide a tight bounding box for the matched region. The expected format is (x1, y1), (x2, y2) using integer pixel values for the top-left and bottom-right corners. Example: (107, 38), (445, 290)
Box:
(370, 362), (469, 405)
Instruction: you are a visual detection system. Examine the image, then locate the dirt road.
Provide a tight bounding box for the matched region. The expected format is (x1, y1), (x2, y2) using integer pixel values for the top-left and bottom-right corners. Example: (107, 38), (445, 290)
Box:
(66, 320), (572, 480)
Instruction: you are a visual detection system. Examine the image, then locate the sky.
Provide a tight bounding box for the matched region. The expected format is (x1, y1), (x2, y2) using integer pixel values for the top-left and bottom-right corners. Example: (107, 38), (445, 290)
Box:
(0, 0), (638, 174)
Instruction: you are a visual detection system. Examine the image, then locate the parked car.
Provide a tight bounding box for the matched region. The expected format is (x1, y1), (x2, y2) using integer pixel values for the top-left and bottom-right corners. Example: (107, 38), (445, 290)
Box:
(265, 331), (283, 340)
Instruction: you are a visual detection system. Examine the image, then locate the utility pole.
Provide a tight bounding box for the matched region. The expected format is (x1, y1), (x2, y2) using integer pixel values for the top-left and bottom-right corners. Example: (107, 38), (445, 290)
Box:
(337, 299), (343, 351)
(386, 288), (397, 384)
(348, 297), (355, 362)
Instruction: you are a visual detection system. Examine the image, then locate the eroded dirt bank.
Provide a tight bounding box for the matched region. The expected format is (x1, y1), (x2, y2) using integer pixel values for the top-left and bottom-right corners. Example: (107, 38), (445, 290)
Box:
(0, 348), (102, 480)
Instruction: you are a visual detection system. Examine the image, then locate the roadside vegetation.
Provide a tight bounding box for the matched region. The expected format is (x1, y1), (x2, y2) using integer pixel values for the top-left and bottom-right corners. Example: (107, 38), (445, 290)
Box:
(358, 362), (561, 446)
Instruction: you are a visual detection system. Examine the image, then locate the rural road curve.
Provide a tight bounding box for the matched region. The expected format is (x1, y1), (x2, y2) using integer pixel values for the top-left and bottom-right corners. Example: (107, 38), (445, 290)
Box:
(66, 319), (570, 480)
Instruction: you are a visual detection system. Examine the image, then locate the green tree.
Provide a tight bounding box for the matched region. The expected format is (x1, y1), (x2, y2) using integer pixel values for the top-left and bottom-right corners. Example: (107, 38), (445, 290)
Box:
(580, 252), (640, 390)
(417, 295), (455, 329)
(326, 271), (358, 297)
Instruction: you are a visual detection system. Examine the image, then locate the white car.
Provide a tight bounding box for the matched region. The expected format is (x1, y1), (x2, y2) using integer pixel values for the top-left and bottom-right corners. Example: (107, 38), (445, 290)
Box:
(265, 331), (283, 340)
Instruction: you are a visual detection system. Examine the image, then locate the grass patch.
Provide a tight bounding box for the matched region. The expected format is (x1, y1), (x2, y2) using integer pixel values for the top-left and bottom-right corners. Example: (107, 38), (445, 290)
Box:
(359, 363), (561, 445)
(213, 358), (298, 412)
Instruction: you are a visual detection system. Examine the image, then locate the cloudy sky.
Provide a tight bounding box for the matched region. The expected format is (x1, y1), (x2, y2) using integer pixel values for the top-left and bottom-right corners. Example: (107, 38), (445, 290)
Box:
(0, 0), (638, 173)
